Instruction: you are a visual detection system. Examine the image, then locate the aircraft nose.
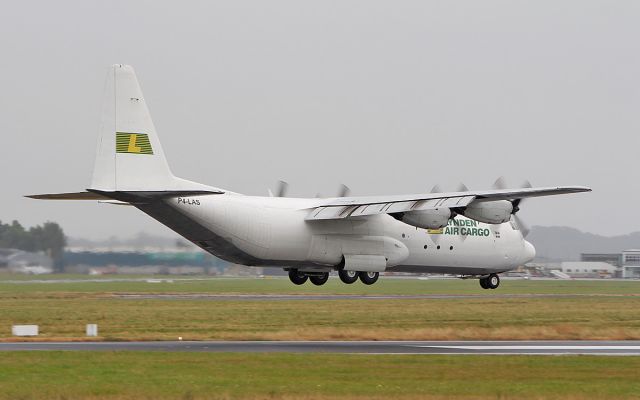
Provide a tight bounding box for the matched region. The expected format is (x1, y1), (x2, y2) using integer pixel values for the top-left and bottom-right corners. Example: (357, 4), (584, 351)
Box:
(523, 241), (536, 263)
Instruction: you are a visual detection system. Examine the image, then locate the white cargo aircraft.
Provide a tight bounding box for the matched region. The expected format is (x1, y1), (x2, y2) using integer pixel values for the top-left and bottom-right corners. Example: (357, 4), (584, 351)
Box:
(29, 65), (591, 289)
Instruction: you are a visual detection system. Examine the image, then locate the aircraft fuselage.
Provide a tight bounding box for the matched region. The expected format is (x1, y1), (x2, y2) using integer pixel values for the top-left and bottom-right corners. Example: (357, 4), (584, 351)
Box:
(142, 193), (535, 275)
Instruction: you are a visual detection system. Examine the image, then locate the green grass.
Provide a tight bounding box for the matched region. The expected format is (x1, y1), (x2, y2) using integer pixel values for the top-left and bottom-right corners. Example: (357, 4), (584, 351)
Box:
(0, 352), (638, 399)
(1, 278), (639, 341)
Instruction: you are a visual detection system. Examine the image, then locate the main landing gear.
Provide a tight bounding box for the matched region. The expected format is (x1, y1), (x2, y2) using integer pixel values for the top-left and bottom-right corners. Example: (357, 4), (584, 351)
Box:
(288, 269), (308, 285)
(338, 269), (358, 284)
(309, 273), (329, 286)
(288, 269), (381, 286)
(288, 269), (330, 286)
(479, 273), (500, 289)
(358, 271), (379, 285)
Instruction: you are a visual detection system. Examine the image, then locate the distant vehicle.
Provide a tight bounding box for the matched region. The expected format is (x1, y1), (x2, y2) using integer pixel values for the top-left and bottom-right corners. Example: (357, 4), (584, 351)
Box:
(14, 266), (52, 275)
(28, 65), (590, 289)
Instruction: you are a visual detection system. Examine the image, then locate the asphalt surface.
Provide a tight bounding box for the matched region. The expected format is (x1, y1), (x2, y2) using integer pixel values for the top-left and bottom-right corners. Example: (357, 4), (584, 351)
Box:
(2, 341), (640, 355)
(116, 293), (637, 301)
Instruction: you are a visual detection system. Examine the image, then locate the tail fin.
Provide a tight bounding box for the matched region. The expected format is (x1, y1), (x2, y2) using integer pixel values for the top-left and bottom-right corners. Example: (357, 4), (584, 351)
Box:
(91, 64), (213, 192)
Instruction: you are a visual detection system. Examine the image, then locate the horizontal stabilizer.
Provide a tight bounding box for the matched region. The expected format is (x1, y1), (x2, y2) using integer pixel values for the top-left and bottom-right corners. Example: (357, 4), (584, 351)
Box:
(26, 189), (224, 203)
(25, 192), (110, 200)
(98, 200), (132, 206)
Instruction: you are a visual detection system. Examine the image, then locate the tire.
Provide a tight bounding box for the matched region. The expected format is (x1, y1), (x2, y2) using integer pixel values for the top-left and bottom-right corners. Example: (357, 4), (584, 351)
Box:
(310, 272), (329, 286)
(338, 269), (359, 284)
(288, 269), (308, 285)
(487, 273), (500, 289)
(359, 271), (379, 285)
(479, 277), (489, 289)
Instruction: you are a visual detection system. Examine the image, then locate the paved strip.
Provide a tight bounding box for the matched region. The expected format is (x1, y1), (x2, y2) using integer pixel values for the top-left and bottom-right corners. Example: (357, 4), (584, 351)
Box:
(115, 293), (638, 301)
(1, 341), (640, 355)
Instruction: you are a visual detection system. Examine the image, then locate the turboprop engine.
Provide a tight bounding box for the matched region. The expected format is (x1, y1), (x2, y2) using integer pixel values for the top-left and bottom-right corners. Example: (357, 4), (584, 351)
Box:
(399, 208), (451, 229)
(462, 200), (513, 224)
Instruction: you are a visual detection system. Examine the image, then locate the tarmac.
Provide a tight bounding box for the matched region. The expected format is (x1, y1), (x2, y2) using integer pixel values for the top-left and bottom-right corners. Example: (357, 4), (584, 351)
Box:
(1, 341), (640, 355)
(115, 293), (637, 301)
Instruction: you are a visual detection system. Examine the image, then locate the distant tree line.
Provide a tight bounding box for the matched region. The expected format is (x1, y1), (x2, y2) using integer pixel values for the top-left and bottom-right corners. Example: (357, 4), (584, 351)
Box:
(0, 220), (66, 272)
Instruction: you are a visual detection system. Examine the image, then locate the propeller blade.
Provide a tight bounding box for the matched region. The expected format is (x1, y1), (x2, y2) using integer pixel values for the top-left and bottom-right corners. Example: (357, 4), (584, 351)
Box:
(456, 183), (469, 192)
(513, 214), (530, 237)
(492, 176), (508, 190)
(276, 180), (289, 197)
(337, 184), (351, 198)
(450, 215), (468, 242)
(512, 180), (533, 212)
(430, 184), (442, 193)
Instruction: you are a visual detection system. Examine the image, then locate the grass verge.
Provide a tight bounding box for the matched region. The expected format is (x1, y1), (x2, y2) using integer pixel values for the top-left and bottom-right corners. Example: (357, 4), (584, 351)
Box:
(0, 352), (639, 399)
(1, 295), (640, 341)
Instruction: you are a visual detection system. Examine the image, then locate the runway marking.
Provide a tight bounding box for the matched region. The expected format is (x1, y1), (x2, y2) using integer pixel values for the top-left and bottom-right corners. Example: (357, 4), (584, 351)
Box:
(421, 345), (640, 350)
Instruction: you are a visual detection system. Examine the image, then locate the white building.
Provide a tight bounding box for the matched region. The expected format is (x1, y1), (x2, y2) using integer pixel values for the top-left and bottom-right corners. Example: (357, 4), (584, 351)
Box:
(560, 261), (618, 277)
(622, 249), (640, 279)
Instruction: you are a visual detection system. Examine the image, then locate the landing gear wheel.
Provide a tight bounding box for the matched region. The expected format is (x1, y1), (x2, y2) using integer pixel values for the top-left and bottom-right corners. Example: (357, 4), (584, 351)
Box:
(288, 269), (308, 285)
(479, 277), (489, 289)
(338, 270), (359, 284)
(309, 272), (329, 286)
(359, 271), (379, 285)
(487, 273), (500, 289)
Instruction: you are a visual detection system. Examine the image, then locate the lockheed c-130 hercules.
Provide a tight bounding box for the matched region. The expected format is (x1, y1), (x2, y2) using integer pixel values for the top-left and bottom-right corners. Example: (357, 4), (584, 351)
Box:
(28, 65), (591, 289)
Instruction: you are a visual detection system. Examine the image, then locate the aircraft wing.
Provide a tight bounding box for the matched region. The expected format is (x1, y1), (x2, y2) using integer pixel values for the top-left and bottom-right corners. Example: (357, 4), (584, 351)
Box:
(305, 186), (591, 220)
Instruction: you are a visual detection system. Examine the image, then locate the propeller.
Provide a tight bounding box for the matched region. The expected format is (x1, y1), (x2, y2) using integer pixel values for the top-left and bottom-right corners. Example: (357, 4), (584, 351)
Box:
(513, 214), (530, 238)
(454, 183), (472, 240)
(491, 176), (531, 237)
(315, 184), (352, 198)
(337, 184), (351, 198)
(269, 180), (289, 197)
(430, 184), (442, 194)
(492, 176), (508, 191)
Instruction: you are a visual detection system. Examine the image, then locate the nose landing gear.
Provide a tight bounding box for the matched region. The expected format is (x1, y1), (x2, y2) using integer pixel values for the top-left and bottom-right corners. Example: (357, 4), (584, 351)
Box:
(479, 273), (500, 289)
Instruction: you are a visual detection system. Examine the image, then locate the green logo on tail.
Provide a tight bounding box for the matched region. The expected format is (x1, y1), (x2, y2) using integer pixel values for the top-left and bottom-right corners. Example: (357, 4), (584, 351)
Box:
(116, 132), (153, 155)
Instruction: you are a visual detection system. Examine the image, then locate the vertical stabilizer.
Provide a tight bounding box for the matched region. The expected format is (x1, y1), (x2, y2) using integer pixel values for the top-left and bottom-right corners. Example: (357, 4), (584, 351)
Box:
(91, 64), (212, 192)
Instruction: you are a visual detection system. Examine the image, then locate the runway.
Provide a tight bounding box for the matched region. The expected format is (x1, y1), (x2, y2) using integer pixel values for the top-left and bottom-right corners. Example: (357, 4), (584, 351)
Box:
(115, 293), (637, 301)
(2, 341), (640, 355)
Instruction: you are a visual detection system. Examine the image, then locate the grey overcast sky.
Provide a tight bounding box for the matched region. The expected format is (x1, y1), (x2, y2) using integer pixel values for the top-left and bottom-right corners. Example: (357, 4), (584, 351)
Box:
(1, 1), (638, 239)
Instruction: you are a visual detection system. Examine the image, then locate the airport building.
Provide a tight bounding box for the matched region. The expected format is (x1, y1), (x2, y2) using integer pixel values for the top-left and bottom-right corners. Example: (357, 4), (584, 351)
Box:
(581, 249), (640, 278)
(560, 261), (617, 278)
(622, 250), (640, 278)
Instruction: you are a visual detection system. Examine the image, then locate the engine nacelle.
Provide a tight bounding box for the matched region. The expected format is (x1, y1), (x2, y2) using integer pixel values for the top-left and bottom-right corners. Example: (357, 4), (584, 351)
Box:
(400, 208), (451, 229)
(463, 200), (513, 224)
